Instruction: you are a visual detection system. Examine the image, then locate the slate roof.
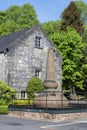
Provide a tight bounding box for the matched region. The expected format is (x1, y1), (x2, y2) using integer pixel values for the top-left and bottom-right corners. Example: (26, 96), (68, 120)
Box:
(0, 24), (58, 55)
(0, 28), (29, 53)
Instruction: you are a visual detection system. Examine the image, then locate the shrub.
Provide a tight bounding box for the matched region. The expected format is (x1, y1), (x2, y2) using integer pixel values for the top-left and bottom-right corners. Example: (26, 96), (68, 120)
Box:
(0, 99), (7, 105)
(10, 99), (33, 106)
(0, 80), (15, 103)
(0, 106), (8, 114)
(26, 77), (44, 98)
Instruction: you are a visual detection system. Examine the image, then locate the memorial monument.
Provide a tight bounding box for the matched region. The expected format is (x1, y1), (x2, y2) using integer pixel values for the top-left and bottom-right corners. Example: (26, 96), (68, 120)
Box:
(33, 48), (68, 108)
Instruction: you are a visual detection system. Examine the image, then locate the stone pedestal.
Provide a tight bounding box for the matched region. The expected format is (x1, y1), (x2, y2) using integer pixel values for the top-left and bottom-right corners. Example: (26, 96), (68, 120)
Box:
(33, 48), (68, 108)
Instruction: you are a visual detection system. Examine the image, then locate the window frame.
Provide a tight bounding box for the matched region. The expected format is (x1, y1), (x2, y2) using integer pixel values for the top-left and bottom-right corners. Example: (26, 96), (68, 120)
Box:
(21, 91), (26, 99)
(35, 36), (43, 48)
(35, 69), (41, 79)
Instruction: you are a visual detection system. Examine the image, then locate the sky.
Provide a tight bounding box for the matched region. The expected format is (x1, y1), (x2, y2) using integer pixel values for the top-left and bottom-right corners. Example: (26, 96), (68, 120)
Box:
(0, 0), (87, 23)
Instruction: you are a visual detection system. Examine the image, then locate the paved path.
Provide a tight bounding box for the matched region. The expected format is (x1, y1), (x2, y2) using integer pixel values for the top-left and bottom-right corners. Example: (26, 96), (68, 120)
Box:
(0, 115), (87, 130)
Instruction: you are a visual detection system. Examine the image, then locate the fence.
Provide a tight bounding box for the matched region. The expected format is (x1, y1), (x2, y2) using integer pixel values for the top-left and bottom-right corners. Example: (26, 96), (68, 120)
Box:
(9, 91), (87, 110)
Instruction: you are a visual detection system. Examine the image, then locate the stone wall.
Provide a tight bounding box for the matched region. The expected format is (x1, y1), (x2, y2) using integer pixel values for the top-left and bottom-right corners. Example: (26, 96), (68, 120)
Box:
(8, 111), (87, 122)
(0, 53), (8, 82)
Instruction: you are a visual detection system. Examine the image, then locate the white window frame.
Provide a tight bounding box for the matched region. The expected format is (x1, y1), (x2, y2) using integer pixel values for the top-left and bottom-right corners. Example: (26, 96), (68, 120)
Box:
(35, 69), (41, 79)
(21, 91), (26, 99)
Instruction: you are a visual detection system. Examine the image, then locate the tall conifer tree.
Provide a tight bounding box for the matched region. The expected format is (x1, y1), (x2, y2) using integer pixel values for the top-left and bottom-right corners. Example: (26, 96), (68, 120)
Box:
(60, 1), (84, 35)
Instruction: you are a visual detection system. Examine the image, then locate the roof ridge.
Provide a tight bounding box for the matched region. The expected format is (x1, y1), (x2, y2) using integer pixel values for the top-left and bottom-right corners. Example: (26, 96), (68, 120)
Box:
(0, 24), (42, 52)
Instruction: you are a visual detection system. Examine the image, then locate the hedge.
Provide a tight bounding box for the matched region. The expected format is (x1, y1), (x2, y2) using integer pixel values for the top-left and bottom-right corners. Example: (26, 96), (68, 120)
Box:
(0, 106), (8, 114)
(10, 99), (33, 106)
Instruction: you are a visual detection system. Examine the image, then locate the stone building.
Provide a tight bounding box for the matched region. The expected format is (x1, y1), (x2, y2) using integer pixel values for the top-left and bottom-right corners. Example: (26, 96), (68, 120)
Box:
(0, 25), (62, 98)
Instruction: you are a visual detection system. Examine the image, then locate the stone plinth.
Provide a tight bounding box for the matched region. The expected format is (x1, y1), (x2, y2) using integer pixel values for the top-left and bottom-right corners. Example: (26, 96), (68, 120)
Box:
(33, 92), (68, 108)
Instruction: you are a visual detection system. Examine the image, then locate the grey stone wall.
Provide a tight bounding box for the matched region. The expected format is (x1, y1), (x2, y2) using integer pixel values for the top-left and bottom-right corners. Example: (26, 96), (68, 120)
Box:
(0, 53), (8, 82)
(9, 111), (87, 122)
(0, 26), (62, 92)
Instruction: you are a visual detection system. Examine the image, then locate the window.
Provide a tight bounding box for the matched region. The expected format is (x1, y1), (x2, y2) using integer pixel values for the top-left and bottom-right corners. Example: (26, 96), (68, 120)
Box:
(21, 91), (26, 99)
(6, 48), (9, 52)
(4, 48), (9, 54)
(35, 69), (41, 79)
(35, 36), (42, 48)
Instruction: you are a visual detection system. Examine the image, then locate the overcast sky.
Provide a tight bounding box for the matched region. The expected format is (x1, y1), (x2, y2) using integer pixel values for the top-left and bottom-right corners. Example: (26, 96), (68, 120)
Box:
(0, 0), (87, 23)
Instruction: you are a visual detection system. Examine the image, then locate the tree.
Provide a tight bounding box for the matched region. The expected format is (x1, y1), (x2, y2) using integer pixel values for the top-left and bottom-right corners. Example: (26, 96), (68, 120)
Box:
(82, 25), (87, 43)
(60, 1), (84, 35)
(42, 20), (61, 38)
(75, 0), (87, 24)
(75, 0), (87, 92)
(0, 4), (39, 36)
(0, 11), (7, 24)
(26, 77), (44, 98)
(51, 27), (85, 96)
(0, 80), (15, 104)
(81, 24), (87, 93)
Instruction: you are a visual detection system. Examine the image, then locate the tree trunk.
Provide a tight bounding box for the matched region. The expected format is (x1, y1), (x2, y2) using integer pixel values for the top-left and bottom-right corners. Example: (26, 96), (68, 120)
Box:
(70, 86), (78, 100)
